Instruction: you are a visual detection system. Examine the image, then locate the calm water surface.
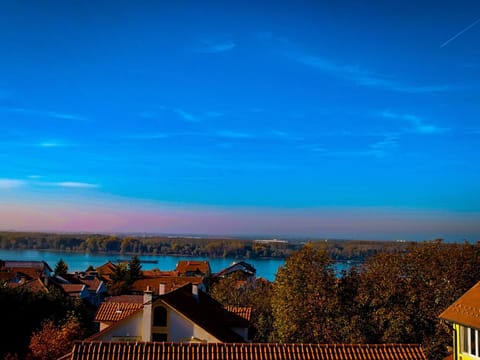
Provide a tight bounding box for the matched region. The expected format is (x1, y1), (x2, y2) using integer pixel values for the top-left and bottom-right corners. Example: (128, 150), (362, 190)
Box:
(0, 249), (353, 281)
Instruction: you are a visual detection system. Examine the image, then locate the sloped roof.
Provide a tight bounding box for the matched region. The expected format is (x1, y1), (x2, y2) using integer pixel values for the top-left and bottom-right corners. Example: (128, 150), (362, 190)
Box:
(60, 284), (87, 297)
(225, 306), (252, 322)
(131, 276), (203, 295)
(95, 261), (116, 281)
(213, 261), (256, 278)
(2, 260), (52, 272)
(105, 294), (144, 304)
(176, 261), (211, 276)
(158, 283), (247, 342)
(95, 302), (143, 322)
(8, 278), (49, 293)
(68, 342), (426, 360)
(439, 281), (480, 328)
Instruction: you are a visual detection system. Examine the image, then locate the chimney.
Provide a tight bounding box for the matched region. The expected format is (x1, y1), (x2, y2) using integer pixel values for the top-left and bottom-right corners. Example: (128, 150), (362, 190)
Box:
(159, 283), (166, 295)
(192, 284), (199, 301)
(142, 286), (153, 341)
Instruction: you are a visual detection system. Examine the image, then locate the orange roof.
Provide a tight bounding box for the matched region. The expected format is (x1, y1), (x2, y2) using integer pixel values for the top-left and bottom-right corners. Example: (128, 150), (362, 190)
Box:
(95, 302), (143, 322)
(95, 261), (116, 281)
(225, 306), (252, 322)
(68, 342), (426, 360)
(60, 284), (86, 297)
(131, 276), (203, 295)
(8, 278), (48, 293)
(439, 281), (480, 328)
(175, 261), (211, 276)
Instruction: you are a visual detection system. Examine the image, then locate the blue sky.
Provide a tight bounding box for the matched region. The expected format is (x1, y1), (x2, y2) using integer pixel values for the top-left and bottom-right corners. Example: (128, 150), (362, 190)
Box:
(1, 1), (479, 240)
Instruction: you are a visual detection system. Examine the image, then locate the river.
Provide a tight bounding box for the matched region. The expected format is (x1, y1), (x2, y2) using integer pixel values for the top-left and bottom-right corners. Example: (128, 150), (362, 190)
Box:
(0, 249), (353, 281)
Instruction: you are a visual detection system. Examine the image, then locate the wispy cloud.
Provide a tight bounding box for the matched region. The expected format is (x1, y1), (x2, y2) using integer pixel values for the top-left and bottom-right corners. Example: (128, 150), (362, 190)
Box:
(174, 108), (198, 122)
(38, 140), (70, 148)
(294, 54), (453, 94)
(195, 40), (236, 54)
(0, 178), (25, 189)
(0, 107), (88, 121)
(216, 130), (254, 139)
(117, 133), (169, 140)
(441, 16), (480, 48)
(54, 182), (99, 189)
(367, 135), (399, 158)
(380, 111), (450, 134)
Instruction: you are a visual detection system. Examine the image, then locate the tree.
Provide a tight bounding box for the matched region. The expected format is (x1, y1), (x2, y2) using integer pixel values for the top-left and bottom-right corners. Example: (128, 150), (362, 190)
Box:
(210, 274), (274, 342)
(107, 262), (128, 295)
(354, 241), (480, 360)
(127, 255), (142, 284)
(29, 314), (84, 360)
(271, 245), (337, 343)
(54, 259), (68, 276)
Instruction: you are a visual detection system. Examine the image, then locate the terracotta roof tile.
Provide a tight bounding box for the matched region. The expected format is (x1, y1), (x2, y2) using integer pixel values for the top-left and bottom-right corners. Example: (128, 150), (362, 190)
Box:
(69, 342), (426, 360)
(439, 281), (480, 328)
(60, 284), (86, 297)
(131, 276), (203, 295)
(8, 278), (48, 293)
(225, 306), (252, 322)
(175, 261), (211, 276)
(105, 295), (144, 304)
(95, 302), (144, 322)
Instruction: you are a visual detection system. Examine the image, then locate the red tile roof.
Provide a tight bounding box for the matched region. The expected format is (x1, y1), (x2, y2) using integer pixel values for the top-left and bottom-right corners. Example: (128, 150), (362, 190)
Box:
(105, 295), (144, 304)
(59, 284), (86, 297)
(95, 302), (143, 322)
(131, 276), (203, 295)
(8, 278), (49, 293)
(175, 261), (211, 276)
(225, 306), (252, 322)
(95, 261), (117, 281)
(68, 342), (426, 360)
(439, 281), (480, 328)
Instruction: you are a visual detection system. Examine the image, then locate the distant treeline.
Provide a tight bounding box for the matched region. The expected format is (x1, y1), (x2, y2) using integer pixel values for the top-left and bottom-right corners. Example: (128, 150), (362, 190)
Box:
(0, 231), (410, 261)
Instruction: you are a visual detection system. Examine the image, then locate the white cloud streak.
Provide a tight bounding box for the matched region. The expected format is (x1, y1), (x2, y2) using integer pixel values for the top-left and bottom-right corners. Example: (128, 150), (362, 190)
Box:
(380, 111), (450, 134)
(441, 17), (480, 48)
(0, 107), (87, 121)
(54, 182), (99, 189)
(0, 178), (25, 189)
(195, 40), (236, 54)
(295, 55), (453, 94)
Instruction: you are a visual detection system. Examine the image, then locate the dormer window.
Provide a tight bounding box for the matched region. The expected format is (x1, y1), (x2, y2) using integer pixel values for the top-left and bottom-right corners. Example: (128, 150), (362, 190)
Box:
(461, 326), (479, 357)
(153, 306), (167, 327)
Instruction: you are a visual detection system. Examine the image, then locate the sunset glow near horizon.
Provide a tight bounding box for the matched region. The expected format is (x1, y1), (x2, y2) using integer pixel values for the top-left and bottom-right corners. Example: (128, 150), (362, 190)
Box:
(1, 1), (480, 241)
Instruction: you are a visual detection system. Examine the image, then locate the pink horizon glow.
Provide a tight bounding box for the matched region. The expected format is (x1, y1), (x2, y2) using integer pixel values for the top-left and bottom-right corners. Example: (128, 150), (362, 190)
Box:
(0, 199), (479, 241)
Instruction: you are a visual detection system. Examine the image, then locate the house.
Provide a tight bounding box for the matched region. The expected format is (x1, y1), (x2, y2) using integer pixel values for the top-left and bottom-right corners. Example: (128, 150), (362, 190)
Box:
(175, 260), (211, 277)
(213, 261), (256, 280)
(0, 260), (52, 292)
(58, 283), (90, 301)
(63, 342), (426, 360)
(439, 281), (480, 360)
(131, 275), (204, 295)
(95, 261), (117, 282)
(95, 295), (144, 331)
(60, 272), (108, 306)
(90, 283), (249, 343)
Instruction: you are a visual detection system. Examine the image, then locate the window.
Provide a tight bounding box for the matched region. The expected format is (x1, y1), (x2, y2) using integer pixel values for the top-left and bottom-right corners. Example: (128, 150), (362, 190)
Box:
(462, 326), (480, 357)
(152, 333), (168, 341)
(153, 306), (167, 327)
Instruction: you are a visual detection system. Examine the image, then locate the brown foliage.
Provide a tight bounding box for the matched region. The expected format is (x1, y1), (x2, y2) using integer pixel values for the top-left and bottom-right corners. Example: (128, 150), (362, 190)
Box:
(29, 315), (84, 360)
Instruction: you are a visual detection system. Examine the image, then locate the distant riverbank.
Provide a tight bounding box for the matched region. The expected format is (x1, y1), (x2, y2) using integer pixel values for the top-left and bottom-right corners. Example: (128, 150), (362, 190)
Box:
(0, 248), (354, 281)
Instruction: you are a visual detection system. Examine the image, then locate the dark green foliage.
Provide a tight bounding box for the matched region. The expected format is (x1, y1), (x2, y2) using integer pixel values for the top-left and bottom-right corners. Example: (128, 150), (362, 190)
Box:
(54, 258), (68, 276)
(0, 284), (95, 359)
(0, 231), (410, 262)
(127, 255), (142, 284)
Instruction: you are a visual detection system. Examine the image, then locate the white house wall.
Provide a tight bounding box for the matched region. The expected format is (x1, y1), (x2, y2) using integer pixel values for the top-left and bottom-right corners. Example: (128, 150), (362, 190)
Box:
(96, 312), (143, 341)
(169, 310), (221, 343)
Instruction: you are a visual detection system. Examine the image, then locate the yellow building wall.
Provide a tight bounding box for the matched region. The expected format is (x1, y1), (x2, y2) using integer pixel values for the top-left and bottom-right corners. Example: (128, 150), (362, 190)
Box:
(455, 323), (479, 360)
